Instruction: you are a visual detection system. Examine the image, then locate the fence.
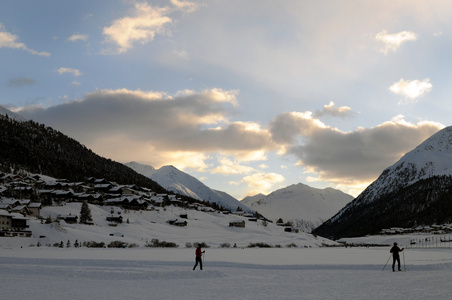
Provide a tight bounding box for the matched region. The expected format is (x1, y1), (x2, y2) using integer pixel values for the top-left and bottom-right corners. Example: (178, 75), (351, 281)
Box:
(406, 236), (452, 248)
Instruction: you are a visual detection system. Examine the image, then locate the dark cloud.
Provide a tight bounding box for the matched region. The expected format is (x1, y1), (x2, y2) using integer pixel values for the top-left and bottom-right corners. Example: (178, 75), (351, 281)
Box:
(7, 77), (35, 87)
(18, 88), (274, 153)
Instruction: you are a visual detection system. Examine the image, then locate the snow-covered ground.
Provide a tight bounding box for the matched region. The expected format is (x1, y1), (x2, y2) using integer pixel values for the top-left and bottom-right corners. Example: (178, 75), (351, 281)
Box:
(1, 247), (452, 299)
(1, 203), (452, 299)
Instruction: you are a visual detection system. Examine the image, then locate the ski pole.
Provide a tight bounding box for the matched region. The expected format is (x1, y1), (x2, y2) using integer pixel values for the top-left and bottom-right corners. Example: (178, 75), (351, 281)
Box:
(382, 254), (392, 271)
(402, 249), (406, 271)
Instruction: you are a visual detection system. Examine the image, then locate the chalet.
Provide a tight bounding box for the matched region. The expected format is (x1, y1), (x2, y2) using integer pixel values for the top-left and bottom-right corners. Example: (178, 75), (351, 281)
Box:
(167, 219), (187, 227)
(12, 186), (34, 199)
(0, 187), (9, 197)
(0, 199), (21, 208)
(106, 214), (123, 223)
(0, 210), (12, 230)
(229, 220), (245, 228)
(0, 203), (11, 211)
(179, 213), (188, 219)
(28, 202), (42, 217)
(108, 186), (123, 195)
(94, 184), (113, 193)
(51, 190), (74, 201)
(58, 214), (78, 224)
(11, 205), (30, 215)
(0, 211), (31, 237)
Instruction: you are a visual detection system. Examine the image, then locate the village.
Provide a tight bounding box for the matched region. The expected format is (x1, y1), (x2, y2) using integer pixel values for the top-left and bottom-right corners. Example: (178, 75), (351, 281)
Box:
(0, 171), (258, 238)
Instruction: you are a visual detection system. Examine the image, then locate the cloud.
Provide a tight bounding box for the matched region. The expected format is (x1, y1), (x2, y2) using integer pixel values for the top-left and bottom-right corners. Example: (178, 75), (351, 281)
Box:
(102, 2), (172, 54)
(7, 77), (35, 87)
(389, 78), (432, 102)
(211, 156), (255, 175)
(0, 24), (50, 57)
(57, 67), (82, 77)
(68, 34), (89, 42)
(17, 91), (444, 197)
(17, 88), (274, 168)
(170, 0), (199, 13)
(239, 172), (286, 195)
(375, 30), (417, 54)
(268, 112), (443, 186)
(313, 101), (357, 119)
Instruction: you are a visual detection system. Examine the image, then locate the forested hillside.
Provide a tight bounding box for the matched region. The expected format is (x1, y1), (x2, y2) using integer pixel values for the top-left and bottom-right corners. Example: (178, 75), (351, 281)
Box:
(0, 114), (165, 192)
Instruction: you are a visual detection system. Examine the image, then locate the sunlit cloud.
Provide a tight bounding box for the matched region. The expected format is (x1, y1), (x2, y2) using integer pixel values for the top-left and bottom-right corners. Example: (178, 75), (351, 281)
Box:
(57, 67), (82, 77)
(0, 23), (50, 57)
(389, 78), (432, 103)
(211, 156), (254, 175)
(68, 33), (89, 42)
(170, 0), (200, 13)
(313, 101), (357, 119)
(240, 172), (286, 195)
(375, 30), (417, 54)
(103, 2), (172, 54)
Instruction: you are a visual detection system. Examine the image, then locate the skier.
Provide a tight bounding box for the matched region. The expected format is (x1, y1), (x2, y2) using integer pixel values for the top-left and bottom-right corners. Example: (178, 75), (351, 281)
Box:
(390, 242), (404, 271)
(193, 245), (205, 270)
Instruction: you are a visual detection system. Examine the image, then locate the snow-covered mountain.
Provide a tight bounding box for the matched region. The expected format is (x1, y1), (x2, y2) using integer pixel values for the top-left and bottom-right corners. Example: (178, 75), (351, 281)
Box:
(0, 105), (27, 121)
(125, 162), (251, 212)
(314, 126), (452, 239)
(242, 183), (353, 231)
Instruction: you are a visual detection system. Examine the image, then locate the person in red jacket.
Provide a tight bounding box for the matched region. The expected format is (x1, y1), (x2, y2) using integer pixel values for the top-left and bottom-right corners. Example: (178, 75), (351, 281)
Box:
(390, 242), (404, 271)
(193, 245), (205, 270)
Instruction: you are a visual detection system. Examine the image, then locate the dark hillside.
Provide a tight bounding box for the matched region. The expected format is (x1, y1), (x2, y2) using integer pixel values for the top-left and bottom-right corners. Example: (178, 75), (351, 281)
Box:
(0, 114), (165, 192)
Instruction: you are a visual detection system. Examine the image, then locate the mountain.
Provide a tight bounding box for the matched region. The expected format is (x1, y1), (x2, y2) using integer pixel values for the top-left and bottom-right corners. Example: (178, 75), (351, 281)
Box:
(0, 104), (27, 121)
(241, 183), (354, 231)
(125, 162), (252, 212)
(0, 113), (165, 192)
(313, 126), (452, 240)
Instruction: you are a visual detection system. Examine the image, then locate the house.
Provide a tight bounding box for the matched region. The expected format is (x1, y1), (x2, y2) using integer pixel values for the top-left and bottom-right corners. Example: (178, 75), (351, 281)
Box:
(229, 220), (246, 228)
(0, 211), (31, 236)
(167, 219), (187, 227)
(106, 215), (123, 223)
(58, 214), (78, 224)
(0, 210), (12, 230)
(51, 190), (74, 202)
(28, 202), (42, 217)
(10, 205), (30, 215)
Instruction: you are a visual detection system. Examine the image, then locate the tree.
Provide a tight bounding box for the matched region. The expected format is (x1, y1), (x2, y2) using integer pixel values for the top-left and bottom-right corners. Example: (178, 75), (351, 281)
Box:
(79, 201), (93, 224)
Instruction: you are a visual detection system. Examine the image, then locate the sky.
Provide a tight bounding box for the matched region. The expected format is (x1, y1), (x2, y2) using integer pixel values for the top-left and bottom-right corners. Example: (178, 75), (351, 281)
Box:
(1, 0), (451, 200)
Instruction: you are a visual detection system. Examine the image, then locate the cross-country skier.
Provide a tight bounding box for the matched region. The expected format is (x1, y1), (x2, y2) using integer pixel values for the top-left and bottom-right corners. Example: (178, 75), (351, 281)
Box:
(390, 242), (404, 271)
(193, 245), (205, 270)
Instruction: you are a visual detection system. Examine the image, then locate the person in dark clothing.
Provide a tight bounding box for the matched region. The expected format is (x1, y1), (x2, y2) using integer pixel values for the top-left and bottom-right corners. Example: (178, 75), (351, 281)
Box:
(193, 245), (205, 270)
(390, 242), (404, 271)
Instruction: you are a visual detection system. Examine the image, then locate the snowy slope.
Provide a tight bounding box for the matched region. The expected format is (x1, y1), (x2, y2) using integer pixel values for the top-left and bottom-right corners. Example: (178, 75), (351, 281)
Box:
(125, 162), (251, 212)
(242, 183), (353, 231)
(0, 202), (333, 249)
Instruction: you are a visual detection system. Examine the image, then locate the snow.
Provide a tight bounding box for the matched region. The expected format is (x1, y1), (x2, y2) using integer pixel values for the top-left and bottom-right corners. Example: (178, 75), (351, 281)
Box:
(125, 162), (251, 212)
(242, 183), (353, 230)
(1, 247), (452, 299)
(1, 203), (452, 299)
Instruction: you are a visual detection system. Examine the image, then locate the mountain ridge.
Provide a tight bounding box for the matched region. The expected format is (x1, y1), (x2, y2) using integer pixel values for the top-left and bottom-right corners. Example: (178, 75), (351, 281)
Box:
(313, 126), (452, 239)
(125, 162), (252, 212)
(241, 182), (353, 231)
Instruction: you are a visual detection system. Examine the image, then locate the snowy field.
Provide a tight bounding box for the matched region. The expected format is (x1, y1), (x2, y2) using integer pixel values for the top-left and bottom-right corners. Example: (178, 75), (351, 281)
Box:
(1, 247), (452, 300)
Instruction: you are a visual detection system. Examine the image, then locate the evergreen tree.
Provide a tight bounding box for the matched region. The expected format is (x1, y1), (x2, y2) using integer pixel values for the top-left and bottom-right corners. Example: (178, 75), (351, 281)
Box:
(79, 201), (93, 224)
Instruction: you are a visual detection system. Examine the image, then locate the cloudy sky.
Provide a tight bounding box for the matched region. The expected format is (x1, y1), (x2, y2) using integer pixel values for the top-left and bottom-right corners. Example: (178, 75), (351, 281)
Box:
(1, 0), (450, 199)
